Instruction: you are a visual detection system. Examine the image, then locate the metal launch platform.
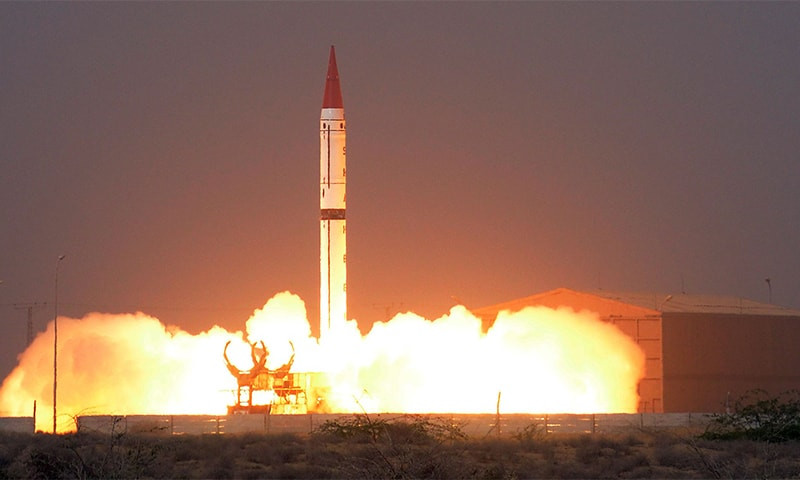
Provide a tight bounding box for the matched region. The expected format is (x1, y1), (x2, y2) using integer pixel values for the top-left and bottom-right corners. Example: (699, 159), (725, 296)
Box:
(224, 340), (318, 415)
(228, 371), (313, 415)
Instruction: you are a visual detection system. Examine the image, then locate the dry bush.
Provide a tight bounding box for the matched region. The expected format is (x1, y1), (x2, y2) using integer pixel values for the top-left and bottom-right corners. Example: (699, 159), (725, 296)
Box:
(2, 431), (162, 479)
(587, 441), (646, 477)
(2, 418), (800, 479)
(702, 389), (800, 442)
(512, 421), (548, 448)
(0, 432), (32, 477)
(241, 432), (305, 466)
(309, 414), (475, 478)
(687, 437), (800, 479)
(652, 441), (701, 470)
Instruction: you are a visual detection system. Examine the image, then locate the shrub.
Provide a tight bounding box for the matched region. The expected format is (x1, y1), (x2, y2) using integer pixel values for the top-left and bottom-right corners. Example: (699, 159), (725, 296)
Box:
(513, 422), (547, 448)
(310, 414), (472, 478)
(313, 414), (465, 445)
(701, 390), (800, 442)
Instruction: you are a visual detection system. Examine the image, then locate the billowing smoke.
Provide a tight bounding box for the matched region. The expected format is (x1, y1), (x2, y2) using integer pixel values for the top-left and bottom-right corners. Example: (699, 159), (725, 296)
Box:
(0, 312), (241, 432)
(318, 304), (645, 414)
(0, 292), (644, 432)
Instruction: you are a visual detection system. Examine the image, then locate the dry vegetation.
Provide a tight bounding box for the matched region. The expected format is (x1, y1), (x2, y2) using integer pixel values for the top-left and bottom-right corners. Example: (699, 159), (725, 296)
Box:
(0, 419), (797, 479)
(2, 392), (800, 479)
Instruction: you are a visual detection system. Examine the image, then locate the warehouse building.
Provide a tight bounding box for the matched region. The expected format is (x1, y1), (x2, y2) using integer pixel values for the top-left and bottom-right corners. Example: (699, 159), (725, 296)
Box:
(472, 288), (800, 413)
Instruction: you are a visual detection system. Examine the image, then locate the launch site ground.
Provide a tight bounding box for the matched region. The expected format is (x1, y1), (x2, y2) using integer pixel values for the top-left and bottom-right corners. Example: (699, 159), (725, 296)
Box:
(1, 412), (799, 478)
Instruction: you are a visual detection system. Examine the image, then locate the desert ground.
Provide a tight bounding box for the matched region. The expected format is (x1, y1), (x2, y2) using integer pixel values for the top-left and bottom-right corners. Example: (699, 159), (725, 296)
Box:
(1, 413), (799, 479)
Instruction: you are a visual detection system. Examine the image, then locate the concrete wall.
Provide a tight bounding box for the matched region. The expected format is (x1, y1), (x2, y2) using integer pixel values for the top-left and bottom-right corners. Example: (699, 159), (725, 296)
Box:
(662, 313), (800, 412)
(69, 413), (710, 437)
(607, 316), (664, 413)
(0, 417), (33, 434)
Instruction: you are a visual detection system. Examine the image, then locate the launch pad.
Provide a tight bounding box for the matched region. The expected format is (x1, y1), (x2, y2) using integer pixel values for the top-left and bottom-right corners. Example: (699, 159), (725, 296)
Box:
(227, 371), (313, 415)
(223, 340), (312, 415)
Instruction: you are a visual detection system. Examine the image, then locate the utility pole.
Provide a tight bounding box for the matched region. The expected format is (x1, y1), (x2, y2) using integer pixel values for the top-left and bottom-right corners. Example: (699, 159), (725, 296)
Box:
(54, 254), (66, 434)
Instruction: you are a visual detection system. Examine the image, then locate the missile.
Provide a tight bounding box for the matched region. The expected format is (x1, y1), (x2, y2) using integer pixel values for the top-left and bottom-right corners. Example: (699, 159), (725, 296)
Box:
(320, 45), (347, 339)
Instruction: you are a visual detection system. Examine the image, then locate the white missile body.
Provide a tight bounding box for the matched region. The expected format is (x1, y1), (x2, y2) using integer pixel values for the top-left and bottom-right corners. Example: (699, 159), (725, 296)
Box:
(320, 46), (347, 339)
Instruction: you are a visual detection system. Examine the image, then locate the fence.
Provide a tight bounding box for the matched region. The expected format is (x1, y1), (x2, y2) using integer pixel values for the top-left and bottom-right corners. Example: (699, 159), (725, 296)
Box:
(61, 412), (709, 436)
(0, 412), (711, 436)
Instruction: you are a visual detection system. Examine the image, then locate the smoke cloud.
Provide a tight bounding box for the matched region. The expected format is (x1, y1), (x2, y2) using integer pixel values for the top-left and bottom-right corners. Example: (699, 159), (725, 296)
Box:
(0, 291), (644, 432)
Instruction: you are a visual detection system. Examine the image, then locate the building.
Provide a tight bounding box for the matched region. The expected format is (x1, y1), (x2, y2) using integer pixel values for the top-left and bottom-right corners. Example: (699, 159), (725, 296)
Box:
(472, 288), (800, 413)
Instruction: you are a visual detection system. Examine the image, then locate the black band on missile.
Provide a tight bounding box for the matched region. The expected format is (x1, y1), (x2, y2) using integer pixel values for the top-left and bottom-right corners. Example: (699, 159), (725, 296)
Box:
(321, 208), (346, 220)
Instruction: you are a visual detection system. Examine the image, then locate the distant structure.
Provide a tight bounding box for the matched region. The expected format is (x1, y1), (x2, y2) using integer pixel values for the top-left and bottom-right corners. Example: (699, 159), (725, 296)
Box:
(319, 45), (347, 339)
(14, 302), (46, 346)
(473, 287), (800, 413)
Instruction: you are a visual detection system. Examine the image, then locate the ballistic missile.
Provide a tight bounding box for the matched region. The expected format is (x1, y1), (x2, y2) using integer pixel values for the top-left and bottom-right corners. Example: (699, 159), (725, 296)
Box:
(320, 46), (347, 339)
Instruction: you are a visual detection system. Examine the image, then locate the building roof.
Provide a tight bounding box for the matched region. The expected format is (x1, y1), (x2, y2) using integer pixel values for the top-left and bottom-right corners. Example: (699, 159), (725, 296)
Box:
(472, 287), (800, 321)
(588, 289), (800, 316)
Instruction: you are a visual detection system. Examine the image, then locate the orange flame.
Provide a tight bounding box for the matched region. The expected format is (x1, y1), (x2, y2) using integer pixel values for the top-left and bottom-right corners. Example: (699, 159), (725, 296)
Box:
(0, 292), (644, 432)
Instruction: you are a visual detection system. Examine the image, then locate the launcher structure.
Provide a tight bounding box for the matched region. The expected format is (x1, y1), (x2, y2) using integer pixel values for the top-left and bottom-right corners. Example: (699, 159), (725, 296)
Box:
(223, 340), (308, 414)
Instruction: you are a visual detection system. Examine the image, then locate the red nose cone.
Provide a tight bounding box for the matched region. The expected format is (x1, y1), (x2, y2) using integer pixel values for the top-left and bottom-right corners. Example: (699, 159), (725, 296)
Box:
(322, 45), (344, 109)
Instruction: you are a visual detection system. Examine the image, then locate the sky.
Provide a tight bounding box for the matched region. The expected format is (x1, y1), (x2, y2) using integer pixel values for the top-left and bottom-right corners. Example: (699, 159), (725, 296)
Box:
(2, 2), (799, 381)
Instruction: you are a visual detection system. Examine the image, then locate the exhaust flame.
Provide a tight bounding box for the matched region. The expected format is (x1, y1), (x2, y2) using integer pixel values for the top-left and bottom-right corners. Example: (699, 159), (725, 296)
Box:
(0, 292), (644, 432)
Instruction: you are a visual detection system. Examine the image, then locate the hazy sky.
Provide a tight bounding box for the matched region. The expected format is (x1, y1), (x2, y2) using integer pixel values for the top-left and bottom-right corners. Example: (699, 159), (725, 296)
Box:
(2, 2), (799, 380)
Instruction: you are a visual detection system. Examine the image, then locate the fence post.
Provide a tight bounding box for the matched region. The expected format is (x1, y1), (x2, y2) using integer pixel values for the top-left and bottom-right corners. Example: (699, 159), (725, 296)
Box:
(495, 391), (502, 437)
(544, 414), (549, 434)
